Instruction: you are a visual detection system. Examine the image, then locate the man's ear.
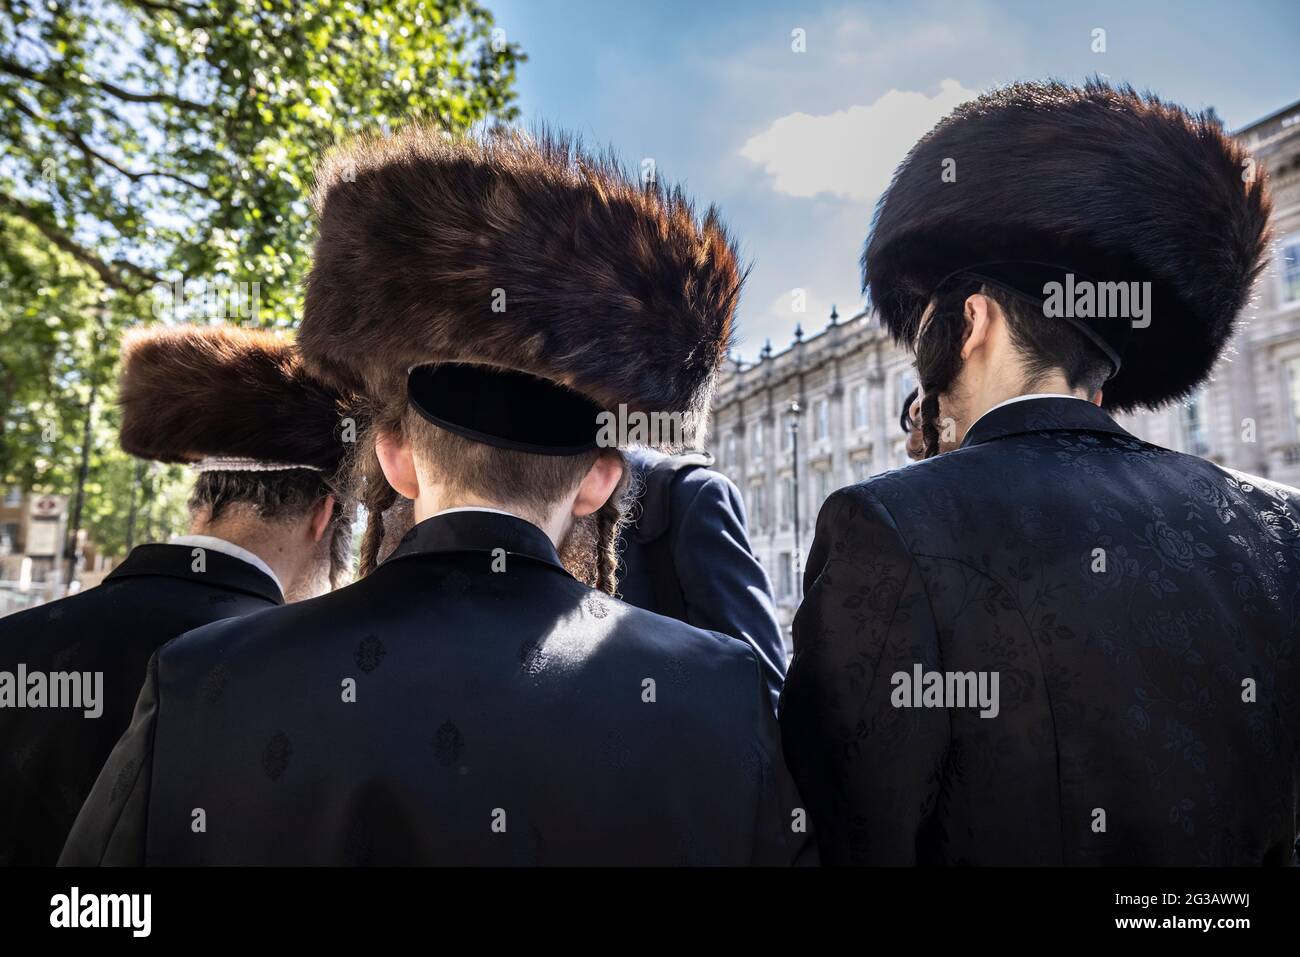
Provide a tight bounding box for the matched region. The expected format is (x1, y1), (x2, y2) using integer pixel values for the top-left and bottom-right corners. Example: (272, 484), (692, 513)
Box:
(374, 430), (420, 500)
(572, 453), (624, 518)
(960, 293), (996, 361)
(310, 494), (335, 543)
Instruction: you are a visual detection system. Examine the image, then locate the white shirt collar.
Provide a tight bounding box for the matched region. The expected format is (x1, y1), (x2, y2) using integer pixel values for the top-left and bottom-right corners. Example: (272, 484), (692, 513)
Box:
(968, 393), (1092, 434)
(170, 534), (283, 596)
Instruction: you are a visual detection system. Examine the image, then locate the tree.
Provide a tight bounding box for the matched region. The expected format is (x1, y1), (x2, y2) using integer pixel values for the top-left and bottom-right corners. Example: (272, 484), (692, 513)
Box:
(0, 0), (523, 565)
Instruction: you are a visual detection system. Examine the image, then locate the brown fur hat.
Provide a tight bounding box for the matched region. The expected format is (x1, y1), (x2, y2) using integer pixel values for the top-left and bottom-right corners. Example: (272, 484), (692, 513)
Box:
(864, 79), (1272, 412)
(118, 325), (350, 473)
(298, 125), (743, 420)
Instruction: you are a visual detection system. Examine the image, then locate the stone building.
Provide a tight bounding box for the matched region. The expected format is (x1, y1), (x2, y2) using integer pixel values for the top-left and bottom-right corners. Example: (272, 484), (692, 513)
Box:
(708, 98), (1300, 636)
(709, 309), (914, 633)
(0, 487), (118, 615)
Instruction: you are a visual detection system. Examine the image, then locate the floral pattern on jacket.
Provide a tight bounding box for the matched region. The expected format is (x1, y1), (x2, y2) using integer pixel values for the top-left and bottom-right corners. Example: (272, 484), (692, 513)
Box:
(781, 397), (1299, 865)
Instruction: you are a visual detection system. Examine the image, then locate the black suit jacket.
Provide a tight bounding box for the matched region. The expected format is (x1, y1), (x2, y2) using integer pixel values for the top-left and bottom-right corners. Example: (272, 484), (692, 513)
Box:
(781, 397), (1300, 865)
(61, 511), (810, 865)
(619, 448), (786, 707)
(0, 544), (281, 865)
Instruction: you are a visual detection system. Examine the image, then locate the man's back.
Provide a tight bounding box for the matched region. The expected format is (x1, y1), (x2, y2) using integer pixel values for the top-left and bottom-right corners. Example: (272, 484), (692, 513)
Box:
(619, 447), (786, 705)
(0, 544), (281, 865)
(782, 397), (1299, 865)
(63, 512), (807, 865)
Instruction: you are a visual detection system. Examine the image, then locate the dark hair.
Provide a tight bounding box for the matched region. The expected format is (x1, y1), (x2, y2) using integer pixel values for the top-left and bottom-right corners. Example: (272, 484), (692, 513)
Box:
(189, 469), (353, 589)
(190, 469), (331, 523)
(914, 280), (1112, 458)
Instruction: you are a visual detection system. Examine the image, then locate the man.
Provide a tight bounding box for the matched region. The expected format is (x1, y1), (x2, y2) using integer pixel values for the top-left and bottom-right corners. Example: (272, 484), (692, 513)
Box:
(618, 446), (786, 707)
(0, 325), (351, 865)
(781, 80), (1296, 865)
(62, 127), (810, 866)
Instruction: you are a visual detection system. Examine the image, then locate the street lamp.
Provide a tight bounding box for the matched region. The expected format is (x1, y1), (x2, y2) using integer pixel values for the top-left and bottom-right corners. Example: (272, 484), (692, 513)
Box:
(789, 399), (802, 585)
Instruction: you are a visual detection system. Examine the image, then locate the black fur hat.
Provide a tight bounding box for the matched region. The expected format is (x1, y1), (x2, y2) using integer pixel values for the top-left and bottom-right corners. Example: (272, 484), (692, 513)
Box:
(863, 79), (1272, 411)
(298, 125), (743, 421)
(118, 325), (350, 474)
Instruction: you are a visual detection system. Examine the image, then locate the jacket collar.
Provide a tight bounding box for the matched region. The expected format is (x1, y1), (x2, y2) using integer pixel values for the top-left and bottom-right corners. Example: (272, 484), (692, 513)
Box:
(960, 395), (1134, 449)
(626, 447), (714, 543)
(105, 542), (283, 605)
(382, 509), (568, 575)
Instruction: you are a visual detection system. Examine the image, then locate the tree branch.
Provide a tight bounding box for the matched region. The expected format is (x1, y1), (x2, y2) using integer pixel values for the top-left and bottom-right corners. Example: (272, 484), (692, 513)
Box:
(0, 191), (159, 294)
(10, 97), (214, 196)
(0, 55), (211, 112)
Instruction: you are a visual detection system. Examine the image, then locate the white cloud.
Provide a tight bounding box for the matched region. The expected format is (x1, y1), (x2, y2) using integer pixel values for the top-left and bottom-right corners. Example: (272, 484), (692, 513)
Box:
(739, 79), (977, 202)
(762, 287), (837, 335)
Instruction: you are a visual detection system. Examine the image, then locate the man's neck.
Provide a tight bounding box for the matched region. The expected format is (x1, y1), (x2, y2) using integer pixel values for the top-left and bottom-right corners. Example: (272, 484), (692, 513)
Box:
(959, 375), (1092, 441)
(188, 520), (296, 594)
(414, 493), (568, 548)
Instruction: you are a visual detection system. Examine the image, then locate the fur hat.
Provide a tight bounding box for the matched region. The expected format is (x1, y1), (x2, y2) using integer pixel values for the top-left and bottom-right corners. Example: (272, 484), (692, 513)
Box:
(298, 125), (743, 421)
(863, 79), (1272, 411)
(118, 325), (350, 474)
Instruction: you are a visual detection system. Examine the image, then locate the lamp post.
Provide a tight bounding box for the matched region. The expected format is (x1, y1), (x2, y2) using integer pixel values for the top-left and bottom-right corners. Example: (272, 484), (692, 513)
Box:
(789, 398), (802, 584)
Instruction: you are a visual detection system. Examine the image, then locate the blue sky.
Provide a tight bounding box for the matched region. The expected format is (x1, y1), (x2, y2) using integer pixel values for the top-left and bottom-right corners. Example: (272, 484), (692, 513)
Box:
(488, 0), (1300, 359)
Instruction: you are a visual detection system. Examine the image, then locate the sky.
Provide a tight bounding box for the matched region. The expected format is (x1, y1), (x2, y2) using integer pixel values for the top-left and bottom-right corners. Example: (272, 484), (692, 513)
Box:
(487, 0), (1300, 360)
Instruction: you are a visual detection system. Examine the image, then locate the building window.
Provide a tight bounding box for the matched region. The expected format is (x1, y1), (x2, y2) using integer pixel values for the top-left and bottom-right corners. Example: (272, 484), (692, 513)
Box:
(723, 432), (737, 470)
(748, 480), (767, 531)
(781, 412), (795, 453)
(1281, 236), (1300, 305)
(1180, 391), (1210, 457)
(780, 474), (796, 525)
(776, 551), (794, 601)
(812, 397), (829, 442)
(896, 369), (916, 421)
(751, 419), (764, 462)
(851, 384), (869, 431)
(3, 487), (21, 507)
(852, 457), (871, 483)
(814, 466), (832, 507)
(1286, 357), (1300, 435)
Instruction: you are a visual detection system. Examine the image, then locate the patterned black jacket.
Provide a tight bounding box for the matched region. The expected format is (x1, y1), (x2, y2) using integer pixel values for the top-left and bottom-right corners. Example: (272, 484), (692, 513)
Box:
(781, 396), (1300, 865)
(0, 544), (281, 865)
(61, 511), (809, 865)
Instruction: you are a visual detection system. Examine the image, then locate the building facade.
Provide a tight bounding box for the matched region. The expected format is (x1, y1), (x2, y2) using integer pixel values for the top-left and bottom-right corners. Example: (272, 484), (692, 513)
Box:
(709, 99), (1300, 637)
(0, 487), (118, 615)
(0, 488), (68, 582)
(710, 310), (914, 635)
